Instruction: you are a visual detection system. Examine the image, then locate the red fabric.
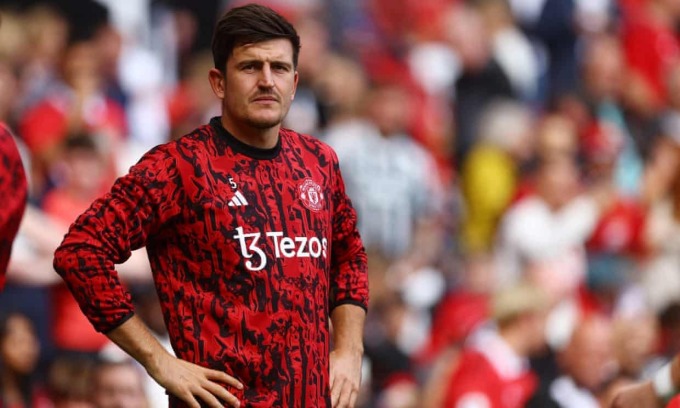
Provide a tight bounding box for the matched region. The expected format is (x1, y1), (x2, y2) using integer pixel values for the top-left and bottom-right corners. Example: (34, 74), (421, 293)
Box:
(369, 0), (458, 41)
(442, 349), (538, 408)
(417, 291), (488, 364)
(0, 124), (27, 290)
(18, 95), (126, 155)
(53, 118), (369, 407)
(586, 197), (646, 255)
(668, 395), (680, 408)
(621, 9), (680, 107)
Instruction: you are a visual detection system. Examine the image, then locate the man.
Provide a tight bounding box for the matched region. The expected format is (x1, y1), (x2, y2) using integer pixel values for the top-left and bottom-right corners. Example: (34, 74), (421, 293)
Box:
(92, 359), (149, 408)
(531, 316), (616, 408)
(0, 124), (27, 290)
(53, 4), (369, 408)
(441, 283), (547, 408)
(611, 356), (680, 407)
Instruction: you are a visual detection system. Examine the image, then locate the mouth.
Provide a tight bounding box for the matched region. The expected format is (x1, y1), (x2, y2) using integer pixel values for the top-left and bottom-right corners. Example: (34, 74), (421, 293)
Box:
(252, 96), (279, 103)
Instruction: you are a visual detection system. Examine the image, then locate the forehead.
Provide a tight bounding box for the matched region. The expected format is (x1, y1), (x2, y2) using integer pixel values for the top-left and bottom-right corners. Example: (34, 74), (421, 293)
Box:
(229, 38), (294, 63)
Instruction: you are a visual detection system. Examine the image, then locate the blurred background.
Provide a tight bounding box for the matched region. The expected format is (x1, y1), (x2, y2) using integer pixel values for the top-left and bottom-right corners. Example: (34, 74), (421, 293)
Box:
(2, 0), (680, 407)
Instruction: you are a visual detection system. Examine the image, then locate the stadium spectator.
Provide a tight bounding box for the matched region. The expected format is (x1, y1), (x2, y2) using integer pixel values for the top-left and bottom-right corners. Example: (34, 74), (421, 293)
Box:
(47, 356), (94, 408)
(18, 37), (125, 195)
(460, 99), (534, 254)
(441, 283), (548, 408)
(91, 359), (148, 408)
(448, 3), (514, 166)
(0, 311), (51, 408)
(326, 80), (444, 263)
(495, 155), (599, 300)
(529, 315), (616, 407)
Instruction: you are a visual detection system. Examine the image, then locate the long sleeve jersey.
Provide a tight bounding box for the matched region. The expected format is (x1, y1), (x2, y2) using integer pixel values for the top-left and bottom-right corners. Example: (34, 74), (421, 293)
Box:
(0, 124), (27, 289)
(53, 117), (369, 407)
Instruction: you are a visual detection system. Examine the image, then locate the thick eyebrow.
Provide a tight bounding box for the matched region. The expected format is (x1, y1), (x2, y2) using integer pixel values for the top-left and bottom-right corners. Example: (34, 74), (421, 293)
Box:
(235, 59), (293, 70)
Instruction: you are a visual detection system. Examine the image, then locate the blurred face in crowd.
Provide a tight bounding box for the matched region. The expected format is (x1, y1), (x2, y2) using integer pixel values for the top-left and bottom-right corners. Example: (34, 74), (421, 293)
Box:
(92, 363), (147, 408)
(536, 115), (578, 160)
(559, 317), (616, 392)
(61, 41), (102, 95)
(366, 84), (412, 137)
(317, 55), (367, 119)
(0, 314), (40, 376)
(209, 39), (298, 141)
(583, 35), (624, 100)
(26, 5), (69, 64)
(613, 315), (658, 377)
(536, 156), (581, 210)
(62, 147), (106, 197)
(446, 5), (491, 71)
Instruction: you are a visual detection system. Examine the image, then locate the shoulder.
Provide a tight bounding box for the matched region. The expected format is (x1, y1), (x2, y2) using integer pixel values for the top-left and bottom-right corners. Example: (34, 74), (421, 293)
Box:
(0, 123), (18, 153)
(0, 124), (25, 173)
(281, 128), (340, 163)
(134, 124), (215, 169)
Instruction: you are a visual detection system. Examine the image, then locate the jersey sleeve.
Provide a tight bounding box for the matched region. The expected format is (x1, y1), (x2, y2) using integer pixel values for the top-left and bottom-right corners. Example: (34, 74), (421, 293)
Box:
(0, 126), (27, 288)
(53, 145), (182, 333)
(328, 148), (369, 312)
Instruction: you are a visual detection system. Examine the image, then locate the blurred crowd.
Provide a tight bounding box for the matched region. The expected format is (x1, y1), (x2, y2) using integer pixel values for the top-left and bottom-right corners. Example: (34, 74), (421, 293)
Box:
(2, 0), (680, 407)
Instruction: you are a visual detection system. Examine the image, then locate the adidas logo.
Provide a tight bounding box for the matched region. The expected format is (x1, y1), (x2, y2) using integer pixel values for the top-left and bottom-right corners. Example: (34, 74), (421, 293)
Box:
(228, 191), (249, 207)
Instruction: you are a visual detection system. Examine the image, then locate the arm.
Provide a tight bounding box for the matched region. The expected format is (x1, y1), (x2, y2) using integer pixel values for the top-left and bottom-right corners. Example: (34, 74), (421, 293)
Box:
(0, 126), (27, 289)
(53, 147), (239, 407)
(330, 304), (366, 408)
(108, 315), (243, 408)
(328, 149), (369, 408)
(611, 355), (680, 408)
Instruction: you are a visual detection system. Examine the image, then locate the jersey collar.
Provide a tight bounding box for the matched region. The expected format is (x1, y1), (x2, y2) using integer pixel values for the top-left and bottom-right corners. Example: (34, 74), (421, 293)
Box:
(210, 116), (282, 160)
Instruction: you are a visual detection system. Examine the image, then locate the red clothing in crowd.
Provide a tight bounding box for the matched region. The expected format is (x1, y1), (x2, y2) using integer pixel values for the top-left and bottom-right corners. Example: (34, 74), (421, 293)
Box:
(0, 124), (27, 290)
(621, 6), (680, 107)
(54, 117), (369, 407)
(442, 329), (538, 408)
(19, 94), (126, 156)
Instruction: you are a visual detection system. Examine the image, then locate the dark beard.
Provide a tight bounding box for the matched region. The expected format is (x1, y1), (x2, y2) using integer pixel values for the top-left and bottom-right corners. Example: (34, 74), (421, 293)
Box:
(246, 115), (283, 129)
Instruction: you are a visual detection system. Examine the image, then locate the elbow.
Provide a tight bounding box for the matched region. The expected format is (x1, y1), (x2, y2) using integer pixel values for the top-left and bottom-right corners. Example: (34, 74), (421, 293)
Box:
(52, 243), (74, 278)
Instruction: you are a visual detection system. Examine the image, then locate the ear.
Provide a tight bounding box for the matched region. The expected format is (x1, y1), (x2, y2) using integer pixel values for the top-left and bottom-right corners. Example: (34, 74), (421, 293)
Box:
(291, 70), (299, 101)
(208, 68), (225, 99)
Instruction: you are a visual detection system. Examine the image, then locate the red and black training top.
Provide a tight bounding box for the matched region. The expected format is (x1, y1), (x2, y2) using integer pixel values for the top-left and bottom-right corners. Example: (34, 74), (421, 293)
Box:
(0, 123), (27, 289)
(53, 117), (369, 407)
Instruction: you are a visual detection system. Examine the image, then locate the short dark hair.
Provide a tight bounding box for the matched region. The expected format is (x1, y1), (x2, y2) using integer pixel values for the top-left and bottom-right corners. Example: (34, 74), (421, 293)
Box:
(212, 4), (301, 72)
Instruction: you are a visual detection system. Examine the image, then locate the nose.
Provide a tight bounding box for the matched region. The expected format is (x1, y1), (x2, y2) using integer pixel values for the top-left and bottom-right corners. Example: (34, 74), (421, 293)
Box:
(258, 65), (274, 88)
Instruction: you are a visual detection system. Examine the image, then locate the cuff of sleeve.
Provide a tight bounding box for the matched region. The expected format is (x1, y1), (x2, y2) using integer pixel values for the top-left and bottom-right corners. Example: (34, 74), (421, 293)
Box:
(100, 311), (136, 334)
(330, 299), (368, 314)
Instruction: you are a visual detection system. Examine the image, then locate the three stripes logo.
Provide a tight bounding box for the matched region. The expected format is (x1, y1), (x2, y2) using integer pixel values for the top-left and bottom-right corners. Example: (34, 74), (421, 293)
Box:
(228, 191), (249, 207)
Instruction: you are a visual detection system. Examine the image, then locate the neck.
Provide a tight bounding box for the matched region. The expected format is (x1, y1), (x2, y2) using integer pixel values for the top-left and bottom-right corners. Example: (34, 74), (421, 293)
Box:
(1, 370), (24, 404)
(221, 117), (280, 149)
(499, 326), (529, 357)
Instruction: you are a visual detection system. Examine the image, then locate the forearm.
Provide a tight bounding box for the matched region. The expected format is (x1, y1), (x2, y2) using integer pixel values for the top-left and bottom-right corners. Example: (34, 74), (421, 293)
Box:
(106, 314), (171, 374)
(331, 304), (366, 354)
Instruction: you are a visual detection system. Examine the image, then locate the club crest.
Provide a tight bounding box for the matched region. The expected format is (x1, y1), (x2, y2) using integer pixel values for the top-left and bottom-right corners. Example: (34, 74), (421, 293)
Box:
(298, 178), (324, 212)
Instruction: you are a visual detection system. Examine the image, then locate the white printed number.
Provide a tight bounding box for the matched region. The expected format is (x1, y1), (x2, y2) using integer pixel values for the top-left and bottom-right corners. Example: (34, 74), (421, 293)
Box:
(233, 227), (327, 271)
(228, 177), (237, 190)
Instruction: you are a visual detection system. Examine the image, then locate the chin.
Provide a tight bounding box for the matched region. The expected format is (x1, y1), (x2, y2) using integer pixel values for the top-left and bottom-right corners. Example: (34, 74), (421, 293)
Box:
(247, 115), (284, 129)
